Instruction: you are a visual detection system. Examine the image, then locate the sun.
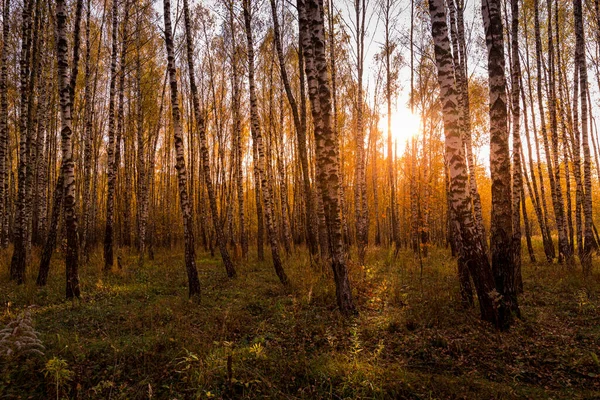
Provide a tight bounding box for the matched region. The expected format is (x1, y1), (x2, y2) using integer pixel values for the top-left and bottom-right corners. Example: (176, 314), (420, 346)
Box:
(379, 106), (422, 148)
(388, 107), (421, 145)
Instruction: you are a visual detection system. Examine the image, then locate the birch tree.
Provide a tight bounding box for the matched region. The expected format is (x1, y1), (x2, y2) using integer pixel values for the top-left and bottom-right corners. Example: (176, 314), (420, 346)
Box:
(163, 0), (202, 297)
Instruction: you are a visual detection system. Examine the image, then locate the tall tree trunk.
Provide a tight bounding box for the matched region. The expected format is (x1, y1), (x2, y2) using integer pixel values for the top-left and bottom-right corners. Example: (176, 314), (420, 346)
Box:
(449, 0), (489, 255)
(382, 0), (400, 252)
(353, 0), (368, 263)
(299, 0), (356, 315)
(534, 0), (569, 264)
(9, 0), (32, 284)
(57, 0), (81, 298)
(269, 0), (318, 256)
(509, 0), (523, 299)
(244, 0), (288, 285)
(104, 0), (119, 271)
(115, 0), (130, 249)
(183, 0), (235, 278)
(227, 2), (248, 259)
(0, 0), (9, 249)
(521, 9), (555, 261)
(575, 0), (594, 273)
(482, 0), (519, 325)
(81, 0), (93, 258)
(135, 9), (146, 266)
(428, 0), (500, 327)
(24, 0), (43, 261)
(163, 0), (201, 298)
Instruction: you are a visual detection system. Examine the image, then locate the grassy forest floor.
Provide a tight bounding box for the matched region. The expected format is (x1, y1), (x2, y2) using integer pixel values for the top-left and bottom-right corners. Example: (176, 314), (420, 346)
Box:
(1, 243), (600, 399)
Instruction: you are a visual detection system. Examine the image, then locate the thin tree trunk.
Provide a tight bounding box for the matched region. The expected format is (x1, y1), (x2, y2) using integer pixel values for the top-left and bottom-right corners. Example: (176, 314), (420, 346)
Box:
(163, 0), (201, 298)
(382, 0), (400, 252)
(522, 10), (555, 261)
(57, 0), (81, 298)
(9, 0), (32, 284)
(509, 0), (523, 301)
(353, 0), (368, 263)
(536, 0), (570, 264)
(115, 0), (130, 249)
(269, 0), (318, 256)
(575, 0), (594, 273)
(244, 0), (288, 285)
(226, 2), (248, 259)
(0, 0), (9, 249)
(104, 0), (119, 271)
(183, 0), (235, 278)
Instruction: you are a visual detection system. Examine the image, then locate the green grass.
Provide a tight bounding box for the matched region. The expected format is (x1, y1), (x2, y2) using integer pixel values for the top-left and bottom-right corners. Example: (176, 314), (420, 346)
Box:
(1, 243), (599, 399)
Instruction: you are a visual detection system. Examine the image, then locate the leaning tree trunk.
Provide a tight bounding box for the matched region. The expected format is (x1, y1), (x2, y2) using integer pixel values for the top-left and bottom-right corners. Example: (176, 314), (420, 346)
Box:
(183, 0), (236, 278)
(299, 0), (356, 315)
(163, 0), (201, 298)
(244, 0), (288, 285)
(428, 0), (501, 327)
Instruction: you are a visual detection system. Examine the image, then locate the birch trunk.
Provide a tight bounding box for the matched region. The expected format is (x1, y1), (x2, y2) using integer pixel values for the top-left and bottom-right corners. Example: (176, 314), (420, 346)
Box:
(522, 11), (555, 261)
(381, 0), (400, 252)
(227, 2), (248, 259)
(244, 0), (288, 285)
(269, 0), (318, 256)
(163, 0), (201, 298)
(299, 0), (356, 315)
(0, 0), (9, 249)
(574, 0), (594, 273)
(353, 0), (368, 263)
(56, 0), (81, 298)
(81, 0), (93, 258)
(104, 0), (119, 271)
(429, 0), (500, 326)
(183, 0), (236, 278)
(9, 0), (32, 284)
(509, 0), (523, 297)
(482, 0), (519, 324)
